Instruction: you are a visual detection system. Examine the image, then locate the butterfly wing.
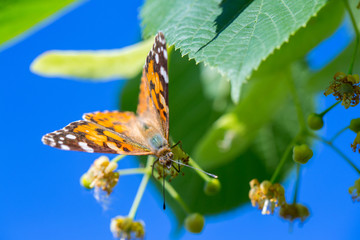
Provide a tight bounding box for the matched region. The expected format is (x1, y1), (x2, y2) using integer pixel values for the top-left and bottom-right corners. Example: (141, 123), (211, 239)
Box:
(137, 32), (169, 140)
(42, 111), (153, 155)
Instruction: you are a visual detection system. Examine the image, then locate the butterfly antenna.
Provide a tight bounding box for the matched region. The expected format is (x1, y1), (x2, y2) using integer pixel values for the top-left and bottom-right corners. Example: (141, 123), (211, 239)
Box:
(169, 160), (218, 178)
(162, 166), (166, 210)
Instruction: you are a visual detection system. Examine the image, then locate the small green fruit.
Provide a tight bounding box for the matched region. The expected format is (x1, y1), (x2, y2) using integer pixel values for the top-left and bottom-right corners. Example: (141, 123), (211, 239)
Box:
(204, 179), (221, 196)
(350, 118), (360, 133)
(293, 144), (313, 164)
(307, 113), (324, 130)
(184, 213), (205, 233)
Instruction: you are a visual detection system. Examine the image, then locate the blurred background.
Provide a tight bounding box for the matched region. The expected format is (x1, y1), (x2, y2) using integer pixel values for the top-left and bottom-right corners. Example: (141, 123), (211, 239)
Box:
(0, 0), (360, 239)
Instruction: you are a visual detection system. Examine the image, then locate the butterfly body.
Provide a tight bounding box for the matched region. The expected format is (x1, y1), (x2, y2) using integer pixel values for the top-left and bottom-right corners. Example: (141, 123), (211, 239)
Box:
(42, 32), (176, 170)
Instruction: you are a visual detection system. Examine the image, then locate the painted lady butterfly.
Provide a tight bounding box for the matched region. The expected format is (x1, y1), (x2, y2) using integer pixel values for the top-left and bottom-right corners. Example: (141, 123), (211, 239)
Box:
(42, 32), (176, 169)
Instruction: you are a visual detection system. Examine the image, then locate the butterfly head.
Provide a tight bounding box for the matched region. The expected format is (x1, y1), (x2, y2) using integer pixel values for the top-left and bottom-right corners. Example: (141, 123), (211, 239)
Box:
(158, 147), (174, 169)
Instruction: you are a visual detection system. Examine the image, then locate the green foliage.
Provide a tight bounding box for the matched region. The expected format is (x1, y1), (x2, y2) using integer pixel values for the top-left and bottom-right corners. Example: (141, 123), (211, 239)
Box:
(28, 0), (360, 232)
(30, 38), (154, 80)
(141, 0), (329, 102)
(0, 0), (76, 47)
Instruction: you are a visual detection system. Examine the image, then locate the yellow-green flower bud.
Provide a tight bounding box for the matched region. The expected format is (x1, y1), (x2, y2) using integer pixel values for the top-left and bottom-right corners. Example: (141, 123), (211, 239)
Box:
(350, 118), (360, 133)
(184, 213), (205, 233)
(307, 113), (324, 130)
(293, 144), (313, 164)
(80, 173), (93, 189)
(105, 161), (118, 174)
(204, 179), (221, 196)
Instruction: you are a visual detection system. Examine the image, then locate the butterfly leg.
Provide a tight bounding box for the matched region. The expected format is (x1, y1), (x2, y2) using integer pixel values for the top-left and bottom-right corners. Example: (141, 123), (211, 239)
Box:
(172, 162), (181, 173)
(152, 158), (159, 178)
(171, 140), (182, 149)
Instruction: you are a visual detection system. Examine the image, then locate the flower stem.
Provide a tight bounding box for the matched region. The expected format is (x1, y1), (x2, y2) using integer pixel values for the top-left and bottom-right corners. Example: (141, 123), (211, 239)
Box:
(155, 173), (191, 214)
(292, 164), (301, 204)
(330, 126), (349, 142)
(311, 133), (360, 175)
(286, 74), (306, 131)
(128, 157), (153, 219)
(112, 155), (126, 163)
(344, 0), (360, 75)
(319, 101), (340, 117)
(117, 168), (147, 176)
(270, 137), (298, 183)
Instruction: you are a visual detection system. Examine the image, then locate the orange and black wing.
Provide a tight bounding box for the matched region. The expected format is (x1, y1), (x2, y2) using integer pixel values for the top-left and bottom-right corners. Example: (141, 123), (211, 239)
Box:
(42, 111), (153, 155)
(137, 32), (169, 140)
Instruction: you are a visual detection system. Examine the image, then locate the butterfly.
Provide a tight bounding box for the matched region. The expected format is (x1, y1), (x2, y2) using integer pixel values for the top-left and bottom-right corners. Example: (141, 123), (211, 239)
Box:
(42, 32), (177, 170)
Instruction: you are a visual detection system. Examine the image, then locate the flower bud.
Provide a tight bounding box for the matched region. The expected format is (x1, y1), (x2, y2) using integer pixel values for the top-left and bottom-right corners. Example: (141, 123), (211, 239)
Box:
(260, 180), (271, 195)
(293, 144), (313, 164)
(80, 173), (94, 189)
(350, 118), (360, 133)
(105, 161), (118, 174)
(184, 213), (205, 233)
(204, 179), (221, 196)
(307, 113), (324, 130)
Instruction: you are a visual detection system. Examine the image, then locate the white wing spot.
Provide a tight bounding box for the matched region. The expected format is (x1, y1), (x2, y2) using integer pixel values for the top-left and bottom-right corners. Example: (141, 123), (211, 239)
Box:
(79, 142), (94, 153)
(106, 142), (120, 152)
(158, 36), (165, 44)
(155, 53), (159, 64)
(61, 145), (70, 150)
(59, 137), (64, 141)
(47, 137), (55, 142)
(160, 66), (168, 83)
(66, 134), (76, 139)
(163, 50), (167, 60)
(58, 141), (63, 144)
(157, 47), (160, 52)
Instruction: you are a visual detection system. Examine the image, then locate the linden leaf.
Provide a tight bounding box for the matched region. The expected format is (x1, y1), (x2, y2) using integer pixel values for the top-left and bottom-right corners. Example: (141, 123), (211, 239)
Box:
(141, 0), (328, 102)
(30, 37), (154, 81)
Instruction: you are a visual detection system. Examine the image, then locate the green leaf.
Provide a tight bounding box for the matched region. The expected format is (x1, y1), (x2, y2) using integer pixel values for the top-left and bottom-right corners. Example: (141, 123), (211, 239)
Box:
(30, 38), (154, 81)
(0, 0), (77, 48)
(193, 0), (344, 169)
(256, 0), (345, 74)
(141, 0), (328, 102)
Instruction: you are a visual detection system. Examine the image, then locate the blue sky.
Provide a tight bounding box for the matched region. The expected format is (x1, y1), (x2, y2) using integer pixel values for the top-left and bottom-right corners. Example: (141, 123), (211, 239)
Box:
(0, 0), (359, 239)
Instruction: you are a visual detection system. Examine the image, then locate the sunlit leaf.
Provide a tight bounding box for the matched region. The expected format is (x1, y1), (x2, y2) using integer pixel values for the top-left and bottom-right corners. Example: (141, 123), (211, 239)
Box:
(141, 0), (328, 102)
(30, 38), (154, 80)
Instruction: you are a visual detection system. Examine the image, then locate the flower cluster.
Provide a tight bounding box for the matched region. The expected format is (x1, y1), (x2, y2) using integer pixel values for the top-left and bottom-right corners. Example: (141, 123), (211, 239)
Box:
(279, 203), (310, 223)
(349, 178), (360, 202)
(324, 72), (360, 109)
(249, 179), (286, 215)
(110, 216), (145, 240)
(80, 156), (119, 195)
